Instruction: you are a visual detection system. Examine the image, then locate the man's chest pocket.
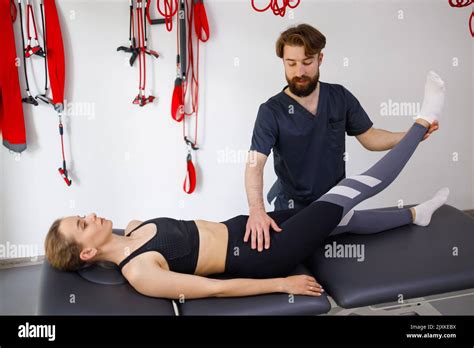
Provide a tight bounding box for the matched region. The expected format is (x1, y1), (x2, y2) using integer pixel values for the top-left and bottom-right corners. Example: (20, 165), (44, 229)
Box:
(327, 119), (346, 148)
(280, 125), (315, 155)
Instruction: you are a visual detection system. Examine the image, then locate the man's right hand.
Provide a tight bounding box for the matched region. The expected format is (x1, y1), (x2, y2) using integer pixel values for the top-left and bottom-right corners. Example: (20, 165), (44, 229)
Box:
(244, 209), (283, 251)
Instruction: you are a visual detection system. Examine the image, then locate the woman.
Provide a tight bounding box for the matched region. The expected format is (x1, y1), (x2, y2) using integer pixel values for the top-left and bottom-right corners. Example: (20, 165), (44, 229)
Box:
(45, 71), (447, 300)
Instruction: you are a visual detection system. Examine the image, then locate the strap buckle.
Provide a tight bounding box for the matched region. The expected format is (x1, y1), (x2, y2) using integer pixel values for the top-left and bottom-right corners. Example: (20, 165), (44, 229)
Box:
(132, 93), (155, 106)
(184, 136), (199, 157)
(22, 94), (38, 106)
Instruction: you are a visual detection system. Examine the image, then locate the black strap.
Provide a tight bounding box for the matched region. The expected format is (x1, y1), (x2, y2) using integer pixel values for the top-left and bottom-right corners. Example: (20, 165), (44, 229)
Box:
(125, 220), (149, 237)
(129, 0), (133, 45)
(17, 1), (32, 95)
(144, 0), (147, 45)
(119, 221), (157, 270)
(150, 17), (166, 25)
(39, 0), (48, 95)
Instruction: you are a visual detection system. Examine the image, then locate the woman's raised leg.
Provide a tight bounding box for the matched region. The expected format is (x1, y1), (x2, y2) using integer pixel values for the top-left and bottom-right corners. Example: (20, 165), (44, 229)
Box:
(329, 187), (449, 236)
(317, 71), (445, 217)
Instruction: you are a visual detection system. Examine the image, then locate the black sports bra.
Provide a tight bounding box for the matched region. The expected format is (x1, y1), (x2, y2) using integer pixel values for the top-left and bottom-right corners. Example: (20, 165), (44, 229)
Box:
(118, 217), (200, 274)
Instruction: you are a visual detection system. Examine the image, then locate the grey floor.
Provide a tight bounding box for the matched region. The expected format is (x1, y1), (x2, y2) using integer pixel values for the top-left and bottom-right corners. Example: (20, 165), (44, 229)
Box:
(0, 262), (473, 315)
(0, 264), (43, 315)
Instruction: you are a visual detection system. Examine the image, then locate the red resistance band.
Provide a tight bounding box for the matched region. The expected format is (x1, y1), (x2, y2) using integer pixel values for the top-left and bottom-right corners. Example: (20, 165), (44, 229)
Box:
(43, 0), (70, 186)
(164, 0), (209, 194)
(156, 0), (178, 31)
(133, 0), (153, 106)
(57, 118), (71, 186)
(251, 0), (300, 17)
(124, 0), (159, 106)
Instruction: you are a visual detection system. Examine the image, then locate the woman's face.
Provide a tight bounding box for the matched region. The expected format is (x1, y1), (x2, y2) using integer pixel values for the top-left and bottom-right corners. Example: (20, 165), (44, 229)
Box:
(59, 213), (114, 261)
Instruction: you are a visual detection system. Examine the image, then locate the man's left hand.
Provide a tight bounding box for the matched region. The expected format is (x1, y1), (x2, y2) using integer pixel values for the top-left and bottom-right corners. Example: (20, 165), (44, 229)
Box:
(422, 120), (439, 141)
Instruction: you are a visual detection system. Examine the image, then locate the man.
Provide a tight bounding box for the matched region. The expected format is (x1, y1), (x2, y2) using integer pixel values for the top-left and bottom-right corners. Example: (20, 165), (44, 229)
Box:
(244, 24), (438, 252)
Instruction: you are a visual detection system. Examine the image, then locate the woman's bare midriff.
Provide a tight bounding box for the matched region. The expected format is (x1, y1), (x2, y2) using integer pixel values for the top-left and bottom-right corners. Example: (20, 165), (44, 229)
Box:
(193, 220), (229, 275)
(122, 220), (229, 277)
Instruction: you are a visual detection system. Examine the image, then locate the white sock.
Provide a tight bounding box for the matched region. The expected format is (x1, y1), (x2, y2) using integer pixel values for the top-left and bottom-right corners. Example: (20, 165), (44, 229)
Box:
(417, 71), (446, 124)
(413, 187), (450, 226)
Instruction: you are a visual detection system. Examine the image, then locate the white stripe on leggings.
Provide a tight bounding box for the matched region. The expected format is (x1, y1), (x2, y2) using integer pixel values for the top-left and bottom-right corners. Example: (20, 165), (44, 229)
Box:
(325, 186), (361, 199)
(348, 175), (381, 187)
(337, 209), (355, 226)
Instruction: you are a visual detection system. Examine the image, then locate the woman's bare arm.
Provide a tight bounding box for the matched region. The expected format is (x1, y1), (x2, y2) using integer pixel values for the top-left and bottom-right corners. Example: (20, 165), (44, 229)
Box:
(127, 260), (323, 299)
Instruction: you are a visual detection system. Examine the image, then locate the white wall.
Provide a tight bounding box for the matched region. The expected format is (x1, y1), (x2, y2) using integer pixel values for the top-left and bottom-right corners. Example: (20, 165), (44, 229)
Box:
(472, 36), (474, 209)
(0, 0), (472, 256)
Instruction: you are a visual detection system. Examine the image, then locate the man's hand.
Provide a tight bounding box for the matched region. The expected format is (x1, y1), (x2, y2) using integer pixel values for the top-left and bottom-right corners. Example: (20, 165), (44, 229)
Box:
(244, 209), (283, 251)
(422, 120), (439, 141)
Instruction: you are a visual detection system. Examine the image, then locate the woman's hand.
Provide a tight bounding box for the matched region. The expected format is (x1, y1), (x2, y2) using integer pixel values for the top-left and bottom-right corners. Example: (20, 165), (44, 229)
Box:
(280, 275), (325, 296)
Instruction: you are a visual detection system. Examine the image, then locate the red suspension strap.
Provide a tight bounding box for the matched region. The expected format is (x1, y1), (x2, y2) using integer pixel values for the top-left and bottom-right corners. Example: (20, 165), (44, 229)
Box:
(22, 0), (45, 58)
(133, 0), (156, 106)
(17, 0), (38, 105)
(57, 114), (71, 186)
(118, 0), (160, 107)
(17, 0), (71, 186)
(168, 0), (209, 194)
(43, 0), (71, 186)
(116, 0), (139, 66)
(251, 0), (300, 17)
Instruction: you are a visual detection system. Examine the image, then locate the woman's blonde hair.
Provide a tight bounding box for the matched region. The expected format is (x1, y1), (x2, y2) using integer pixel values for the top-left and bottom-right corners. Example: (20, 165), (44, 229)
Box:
(44, 218), (86, 271)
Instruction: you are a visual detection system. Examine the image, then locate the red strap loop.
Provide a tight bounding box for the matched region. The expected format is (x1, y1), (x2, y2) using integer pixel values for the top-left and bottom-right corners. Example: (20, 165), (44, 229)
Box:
(183, 156), (196, 194)
(157, 0), (178, 31)
(171, 78), (184, 121)
(193, 1), (209, 42)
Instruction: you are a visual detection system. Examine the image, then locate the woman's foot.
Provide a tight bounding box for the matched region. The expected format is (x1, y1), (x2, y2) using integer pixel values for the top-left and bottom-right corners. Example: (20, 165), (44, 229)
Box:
(417, 71), (445, 125)
(412, 187), (450, 226)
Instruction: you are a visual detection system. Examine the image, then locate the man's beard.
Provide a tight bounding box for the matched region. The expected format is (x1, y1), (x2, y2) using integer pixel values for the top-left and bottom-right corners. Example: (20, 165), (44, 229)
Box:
(286, 71), (319, 97)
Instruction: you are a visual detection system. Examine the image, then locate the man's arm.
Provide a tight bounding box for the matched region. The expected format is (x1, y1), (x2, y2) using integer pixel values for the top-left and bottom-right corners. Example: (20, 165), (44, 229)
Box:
(244, 151), (283, 251)
(356, 121), (439, 151)
(356, 127), (405, 151)
(245, 151), (268, 213)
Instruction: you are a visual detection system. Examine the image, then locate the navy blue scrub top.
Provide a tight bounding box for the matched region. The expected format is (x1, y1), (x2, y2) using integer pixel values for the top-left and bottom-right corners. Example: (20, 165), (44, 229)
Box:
(249, 81), (373, 204)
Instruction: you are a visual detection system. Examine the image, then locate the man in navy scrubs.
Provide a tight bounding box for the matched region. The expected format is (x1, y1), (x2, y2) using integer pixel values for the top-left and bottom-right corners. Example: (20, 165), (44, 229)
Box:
(244, 24), (438, 251)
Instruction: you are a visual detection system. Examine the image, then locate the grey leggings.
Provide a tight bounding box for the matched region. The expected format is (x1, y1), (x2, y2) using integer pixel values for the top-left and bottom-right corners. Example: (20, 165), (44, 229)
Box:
(273, 124), (427, 236)
(329, 207), (412, 236)
(275, 196), (413, 236)
(318, 122), (427, 230)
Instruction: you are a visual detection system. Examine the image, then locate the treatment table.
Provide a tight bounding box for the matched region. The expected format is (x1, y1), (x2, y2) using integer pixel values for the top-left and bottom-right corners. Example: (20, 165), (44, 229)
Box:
(38, 205), (474, 315)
